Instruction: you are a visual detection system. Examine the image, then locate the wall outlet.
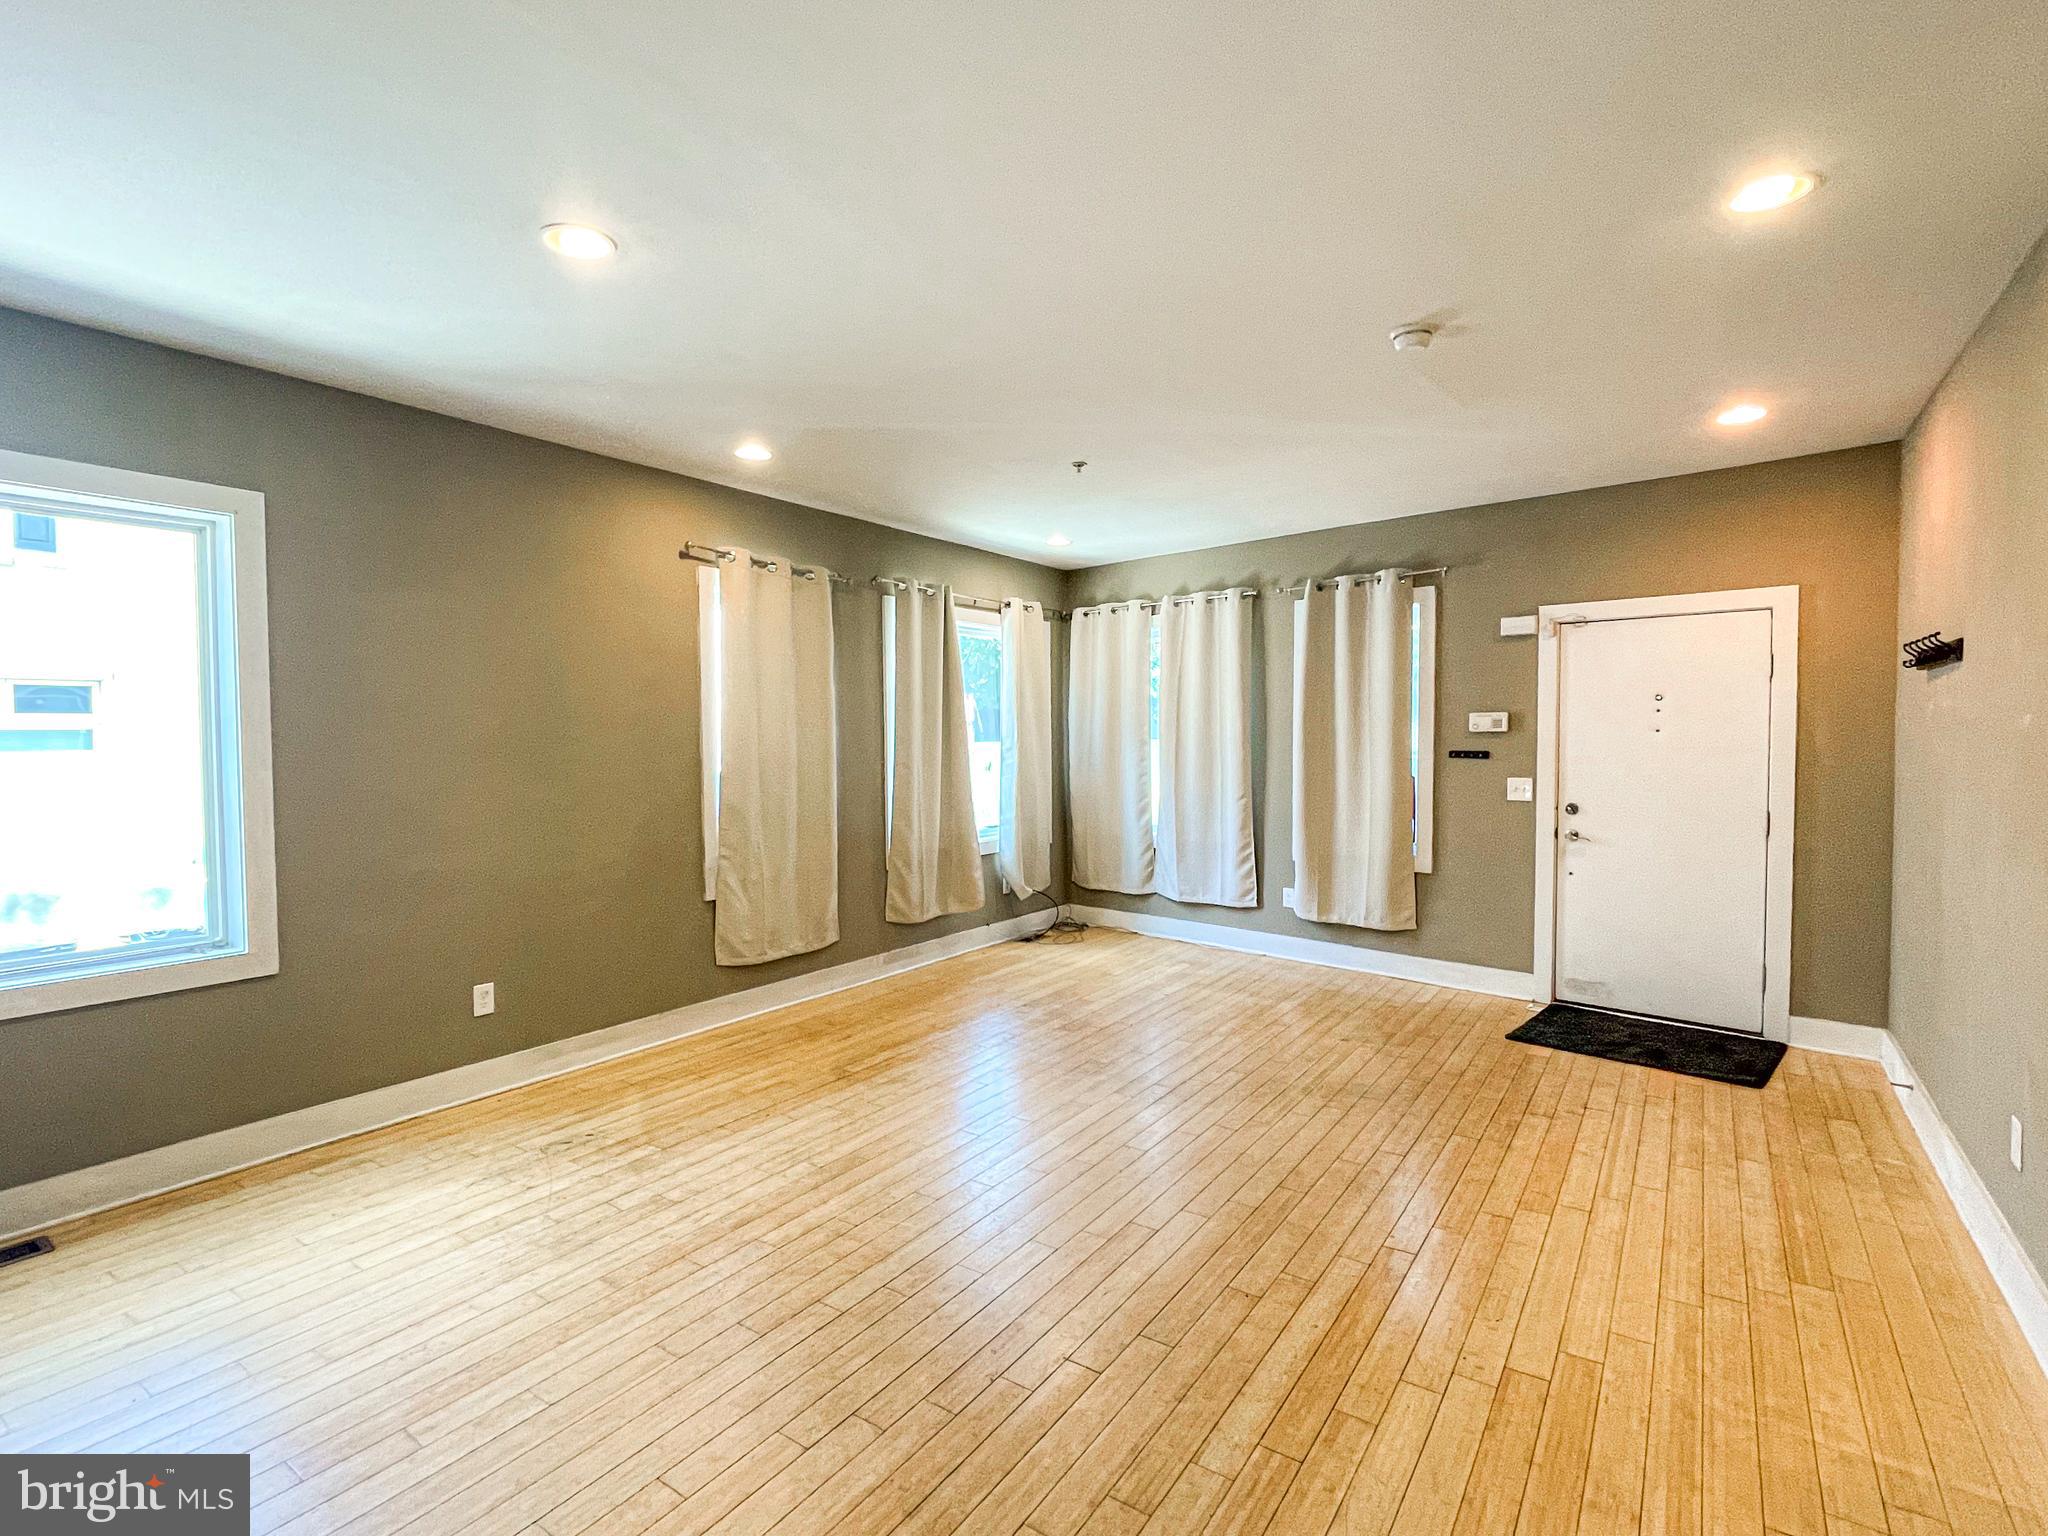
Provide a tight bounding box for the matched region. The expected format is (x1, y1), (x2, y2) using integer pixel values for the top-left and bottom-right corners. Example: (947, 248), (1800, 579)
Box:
(1506, 777), (1533, 802)
(2013, 1114), (2024, 1172)
(1282, 886), (1295, 911)
(473, 982), (496, 1018)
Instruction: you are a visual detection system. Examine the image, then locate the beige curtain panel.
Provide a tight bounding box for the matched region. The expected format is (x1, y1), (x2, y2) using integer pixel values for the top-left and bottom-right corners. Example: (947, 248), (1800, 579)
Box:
(700, 548), (840, 966)
(1067, 601), (1156, 894)
(884, 587), (985, 923)
(997, 598), (1054, 899)
(1158, 588), (1258, 907)
(1291, 570), (1417, 930)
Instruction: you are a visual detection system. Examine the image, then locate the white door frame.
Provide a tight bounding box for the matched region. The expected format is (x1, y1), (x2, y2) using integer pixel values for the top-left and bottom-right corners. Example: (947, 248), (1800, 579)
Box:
(1533, 585), (1799, 1042)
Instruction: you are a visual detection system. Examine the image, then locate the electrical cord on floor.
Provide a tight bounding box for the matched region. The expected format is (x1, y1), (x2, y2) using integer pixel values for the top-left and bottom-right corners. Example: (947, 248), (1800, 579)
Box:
(1017, 900), (1089, 944)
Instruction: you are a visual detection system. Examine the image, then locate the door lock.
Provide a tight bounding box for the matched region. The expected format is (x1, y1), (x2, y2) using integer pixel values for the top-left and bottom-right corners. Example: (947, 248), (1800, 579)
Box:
(1564, 802), (1579, 815)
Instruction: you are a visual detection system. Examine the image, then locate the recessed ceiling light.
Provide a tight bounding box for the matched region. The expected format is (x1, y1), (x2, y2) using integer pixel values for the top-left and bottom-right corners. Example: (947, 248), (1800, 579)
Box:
(1046, 532), (1072, 548)
(1728, 172), (1820, 214)
(1715, 402), (1770, 426)
(540, 223), (618, 260)
(732, 441), (773, 462)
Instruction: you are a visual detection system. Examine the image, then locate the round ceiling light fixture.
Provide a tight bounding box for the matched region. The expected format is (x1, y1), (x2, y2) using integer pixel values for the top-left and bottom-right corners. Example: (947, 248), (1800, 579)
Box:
(732, 440), (774, 462)
(540, 223), (618, 260)
(1714, 402), (1770, 427)
(1728, 172), (1820, 214)
(1046, 532), (1073, 548)
(1389, 323), (1437, 353)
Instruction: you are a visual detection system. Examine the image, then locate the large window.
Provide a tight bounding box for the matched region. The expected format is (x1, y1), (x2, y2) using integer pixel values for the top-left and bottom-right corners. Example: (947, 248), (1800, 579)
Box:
(1283, 588), (1438, 872)
(876, 597), (1005, 857)
(954, 606), (1003, 852)
(1411, 585), (1437, 873)
(0, 450), (276, 1022)
(1148, 618), (1161, 829)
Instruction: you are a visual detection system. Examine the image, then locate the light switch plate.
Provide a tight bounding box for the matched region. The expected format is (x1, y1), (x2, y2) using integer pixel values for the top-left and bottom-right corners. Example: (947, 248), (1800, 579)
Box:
(1500, 615), (1537, 637)
(2013, 1115), (2025, 1172)
(1469, 711), (1509, 733)
(1506, 777), (1533, 802)
(473, 982), (496, 1018)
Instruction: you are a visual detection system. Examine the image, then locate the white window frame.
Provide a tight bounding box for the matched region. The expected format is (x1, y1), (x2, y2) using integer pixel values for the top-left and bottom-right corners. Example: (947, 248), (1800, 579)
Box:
(1412, 584), (1437, 874)
(0, 447), (278, 1023)
(953, 603), (1003, 854)
(1148, 617), (1161, 831)
(697, 565), (723, 900)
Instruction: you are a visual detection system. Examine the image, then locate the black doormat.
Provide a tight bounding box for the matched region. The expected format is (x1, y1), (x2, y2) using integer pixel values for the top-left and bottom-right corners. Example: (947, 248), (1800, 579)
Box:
(1508, 1003), (1786, 1089)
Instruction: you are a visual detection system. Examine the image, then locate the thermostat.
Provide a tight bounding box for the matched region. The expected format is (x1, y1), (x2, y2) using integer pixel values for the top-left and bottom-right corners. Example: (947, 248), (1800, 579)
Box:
(1468, 711), (1509, 733)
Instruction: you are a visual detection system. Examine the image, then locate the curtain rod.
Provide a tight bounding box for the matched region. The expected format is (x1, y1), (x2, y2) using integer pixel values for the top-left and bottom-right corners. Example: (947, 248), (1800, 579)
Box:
(1270, 565), (1448, 595)
(870, 576), (1063, 617)
(1067, 587), (1261, 618)
(1069, 568), (1443, 618)
(679, 541), (848, 585)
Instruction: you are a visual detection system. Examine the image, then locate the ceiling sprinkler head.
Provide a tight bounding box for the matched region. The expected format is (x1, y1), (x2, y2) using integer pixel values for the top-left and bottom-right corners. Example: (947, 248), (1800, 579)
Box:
(1389, 323), (1436, 354)
(1072, 460), (1088, 473)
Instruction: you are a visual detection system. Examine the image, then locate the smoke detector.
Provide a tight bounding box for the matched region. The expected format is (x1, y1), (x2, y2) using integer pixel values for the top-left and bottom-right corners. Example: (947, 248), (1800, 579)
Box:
(1389, 323), (1436, 354)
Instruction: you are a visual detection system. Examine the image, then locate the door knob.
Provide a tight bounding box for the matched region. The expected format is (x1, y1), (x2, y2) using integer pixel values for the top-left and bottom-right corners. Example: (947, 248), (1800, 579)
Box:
(1566, 829), (1581, 841)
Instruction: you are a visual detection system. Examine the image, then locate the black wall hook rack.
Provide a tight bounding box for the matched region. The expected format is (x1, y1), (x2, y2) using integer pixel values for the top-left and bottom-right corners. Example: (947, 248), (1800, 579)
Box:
(1902, 631), (1964, 669)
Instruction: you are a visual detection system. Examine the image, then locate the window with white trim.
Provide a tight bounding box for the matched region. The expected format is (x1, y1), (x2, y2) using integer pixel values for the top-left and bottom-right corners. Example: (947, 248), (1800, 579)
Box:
(1147, 616), (1161, 829)
(953, 605), (1003, 852)
(1411, 585), (1437, 873)
(0, 450), (277, 1022)
(1286, 587), (1438, 872)
(878, 598), (1005, 856)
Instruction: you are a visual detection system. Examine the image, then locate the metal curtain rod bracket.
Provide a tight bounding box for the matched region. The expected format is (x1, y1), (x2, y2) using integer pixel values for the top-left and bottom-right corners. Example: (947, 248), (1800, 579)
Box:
(1271, 564), (1448, 596)
(680, 541), (847, 585)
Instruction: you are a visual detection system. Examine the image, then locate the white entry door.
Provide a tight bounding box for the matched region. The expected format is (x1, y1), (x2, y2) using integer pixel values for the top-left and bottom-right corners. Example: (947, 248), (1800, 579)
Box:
(1552, 608), (1775, 1033)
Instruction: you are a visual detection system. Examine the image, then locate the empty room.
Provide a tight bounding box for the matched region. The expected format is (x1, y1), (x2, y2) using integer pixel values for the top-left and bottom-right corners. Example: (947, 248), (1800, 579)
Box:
(2, 2), (2046, 1533)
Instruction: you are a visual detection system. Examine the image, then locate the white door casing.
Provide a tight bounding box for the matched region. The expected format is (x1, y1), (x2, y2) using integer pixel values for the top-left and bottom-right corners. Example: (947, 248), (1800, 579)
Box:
(1533, 586), (1798, 1043)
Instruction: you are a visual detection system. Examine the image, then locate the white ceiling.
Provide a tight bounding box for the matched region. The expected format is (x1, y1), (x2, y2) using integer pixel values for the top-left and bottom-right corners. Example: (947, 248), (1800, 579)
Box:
(6, 1), (2046, 568)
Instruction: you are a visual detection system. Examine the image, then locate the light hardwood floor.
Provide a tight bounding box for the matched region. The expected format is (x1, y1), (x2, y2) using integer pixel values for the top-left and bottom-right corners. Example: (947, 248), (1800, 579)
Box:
(3, 930), (2045, 1536)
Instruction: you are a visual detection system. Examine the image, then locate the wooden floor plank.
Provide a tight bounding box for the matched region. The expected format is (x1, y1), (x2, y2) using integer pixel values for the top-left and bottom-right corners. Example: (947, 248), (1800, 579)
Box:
(0, 931), (2040, 1536)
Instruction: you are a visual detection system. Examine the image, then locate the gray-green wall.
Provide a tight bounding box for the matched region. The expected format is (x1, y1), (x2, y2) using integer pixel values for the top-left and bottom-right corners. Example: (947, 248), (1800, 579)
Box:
(1895, 230), (2048, 1273)
(0, 301), (1911, 1198)
(0, 305), (1066, 1190)
(1067, 446), (1902, 1031)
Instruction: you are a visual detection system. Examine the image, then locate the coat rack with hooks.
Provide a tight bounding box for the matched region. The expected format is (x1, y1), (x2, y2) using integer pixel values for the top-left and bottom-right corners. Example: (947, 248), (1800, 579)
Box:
(1902, 631), (1964, 669)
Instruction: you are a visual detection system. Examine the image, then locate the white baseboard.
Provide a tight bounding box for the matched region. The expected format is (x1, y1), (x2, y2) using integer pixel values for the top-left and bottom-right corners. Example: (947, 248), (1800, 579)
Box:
(1881, 1035), (2048, 1375)
(1789, 1014), (1910, 1081)
(1069, 904), (1536, 1002)
(1075, 908), (2048, 1371)
(0, 911), (1048, 1244)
